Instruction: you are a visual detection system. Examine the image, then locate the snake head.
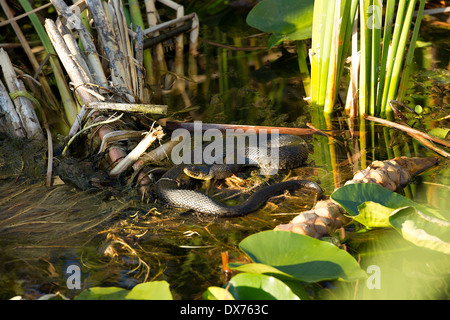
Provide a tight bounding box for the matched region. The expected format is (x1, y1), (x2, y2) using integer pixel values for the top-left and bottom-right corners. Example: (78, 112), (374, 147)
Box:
(184, 164), (214, 180)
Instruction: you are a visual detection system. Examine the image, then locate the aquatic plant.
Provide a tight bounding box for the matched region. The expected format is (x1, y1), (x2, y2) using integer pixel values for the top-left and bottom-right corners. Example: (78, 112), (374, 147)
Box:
(247, 0), (427, 118)
(75, 281), (173, 300)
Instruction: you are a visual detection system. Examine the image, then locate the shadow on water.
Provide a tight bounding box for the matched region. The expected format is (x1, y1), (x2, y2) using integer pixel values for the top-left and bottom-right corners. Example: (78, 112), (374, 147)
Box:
(0, 6), (449, 300)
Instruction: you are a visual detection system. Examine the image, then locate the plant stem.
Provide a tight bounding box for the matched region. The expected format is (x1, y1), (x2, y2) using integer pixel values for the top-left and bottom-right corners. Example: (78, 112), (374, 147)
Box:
(310, 0), (324, 109)
(375, 0), (396, 114)
(385, 0), (417, 117)
(396, 0), (426, 101)
(380, 0), (407, 116)
(296, 40), (311, 97)
(369, 0), (381, 115)
(358, 0), (371, 116)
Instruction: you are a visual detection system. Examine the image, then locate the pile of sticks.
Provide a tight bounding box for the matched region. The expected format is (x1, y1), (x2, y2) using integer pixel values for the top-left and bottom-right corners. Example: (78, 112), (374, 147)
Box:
(43, 0), (199, 188)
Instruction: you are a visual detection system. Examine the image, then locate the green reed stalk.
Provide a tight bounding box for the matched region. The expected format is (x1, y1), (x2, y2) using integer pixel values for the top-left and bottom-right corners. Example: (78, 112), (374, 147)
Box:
(310, 0), (324, 109)
(396, 0), (426, 102)
(375, 0), (396, 114)
(359, 0), (371, 116)
(379, 0), (407, 116)
(323, 0), (340, 115)
(121, 0), (132, 26)
(337, 0), (359, 76)
(317, 0), (337, 110)
(324, 0), (357, 114)
(309, 0), (424, 118)
(369, 0), (381, 115)
(384, 0), (417, 117)
(297, 40), (311, 96)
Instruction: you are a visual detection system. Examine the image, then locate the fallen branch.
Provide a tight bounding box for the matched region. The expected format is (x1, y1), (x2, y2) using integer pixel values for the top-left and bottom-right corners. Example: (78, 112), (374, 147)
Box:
(364, 113), (450, 159)
(164, 121), (326, 136)
(364, 113), (450, 148)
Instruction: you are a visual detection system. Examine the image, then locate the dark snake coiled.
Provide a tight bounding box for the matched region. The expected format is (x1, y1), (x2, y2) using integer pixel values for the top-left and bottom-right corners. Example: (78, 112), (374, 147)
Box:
(156, 134), (322, 217)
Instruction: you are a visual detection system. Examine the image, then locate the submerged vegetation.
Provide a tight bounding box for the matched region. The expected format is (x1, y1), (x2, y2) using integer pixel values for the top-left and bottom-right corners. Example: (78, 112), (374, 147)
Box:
(0, 0), (449, 301)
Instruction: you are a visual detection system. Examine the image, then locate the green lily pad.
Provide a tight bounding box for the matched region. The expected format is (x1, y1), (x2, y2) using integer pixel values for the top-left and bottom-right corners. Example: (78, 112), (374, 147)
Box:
(355, 201), (394, 228)
(75, 281), (173, 300)
(231, 230), (366, 283)
(331, 183), (449, 221)
(202, 286), (235, 300)
(246, 0), (314, 48)
(389, 206), (450, 254)
(227, 273), (300, 300)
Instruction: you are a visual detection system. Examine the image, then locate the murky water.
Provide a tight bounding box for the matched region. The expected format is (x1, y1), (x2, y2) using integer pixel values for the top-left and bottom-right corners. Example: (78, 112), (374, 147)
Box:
(0, 6), (449, 300)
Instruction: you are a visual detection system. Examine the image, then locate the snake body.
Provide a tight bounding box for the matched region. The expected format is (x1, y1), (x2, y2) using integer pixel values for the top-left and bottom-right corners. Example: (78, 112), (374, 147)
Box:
(156, 134), (322, 217)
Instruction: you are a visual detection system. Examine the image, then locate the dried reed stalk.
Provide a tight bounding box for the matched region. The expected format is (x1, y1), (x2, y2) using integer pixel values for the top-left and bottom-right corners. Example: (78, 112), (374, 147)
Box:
(109, 125), (165, 177)
(86, 0), (135, 102)
(51, 0), (109, 89)
(86, 101), (167, 114)
(0, 49), (44, 140)
(1, 0), (58, 107)
(45, 19), (99, 104)
(0, 78), (26, 138)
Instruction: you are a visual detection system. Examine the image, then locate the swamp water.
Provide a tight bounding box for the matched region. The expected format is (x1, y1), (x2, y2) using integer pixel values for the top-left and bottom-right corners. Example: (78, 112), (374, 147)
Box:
(0, 9), (449, 300)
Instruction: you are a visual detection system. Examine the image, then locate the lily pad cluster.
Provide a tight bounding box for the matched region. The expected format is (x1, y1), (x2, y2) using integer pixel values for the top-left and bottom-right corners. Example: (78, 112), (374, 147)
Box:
(331, 183), (450, 254)
(203, 230), (367, 300)
(203, 182), (449, 300)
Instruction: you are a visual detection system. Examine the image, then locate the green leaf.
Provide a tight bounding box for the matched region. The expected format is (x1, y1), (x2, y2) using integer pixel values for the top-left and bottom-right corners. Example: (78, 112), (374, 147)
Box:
(202, 286), (235, 300)
(125, 281), (173, 300)
(355, 201), (393, 228)
(227, 273), (300, 300)
(331, 183), (449, 221)
(228, 262), (293, 280)
(246, 0), (314, 48)
(75, 281), (173, 300)
(389, 206), (450, 254)
(75, 286), (129, 300)
(233, 230), (366, 283)
(428, 127), (450, 139)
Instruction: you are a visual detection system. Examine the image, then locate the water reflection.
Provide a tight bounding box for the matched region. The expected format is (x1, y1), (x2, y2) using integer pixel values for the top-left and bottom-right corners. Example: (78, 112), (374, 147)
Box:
(0, 6), (449, 300)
